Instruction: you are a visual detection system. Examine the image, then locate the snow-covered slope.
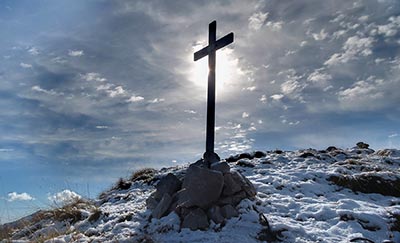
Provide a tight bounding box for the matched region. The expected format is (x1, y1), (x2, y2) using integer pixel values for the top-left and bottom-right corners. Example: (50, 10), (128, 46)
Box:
(1, 146), (399, 243)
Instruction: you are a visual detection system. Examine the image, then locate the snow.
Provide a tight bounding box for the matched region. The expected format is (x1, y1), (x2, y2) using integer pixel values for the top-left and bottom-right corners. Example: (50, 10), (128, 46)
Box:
(1, 147), (399, 243)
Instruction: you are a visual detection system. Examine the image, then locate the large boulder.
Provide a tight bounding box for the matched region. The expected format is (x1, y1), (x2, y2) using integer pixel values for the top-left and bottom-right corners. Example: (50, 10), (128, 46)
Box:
(154, 173), (182, 200)
(222, 172), (242, 196)
(180, 165), (224, 208)
(207, 206), (224, 224)
(181, 208), (209, 230)
(231, 171), (257, 198)
(210, 161), (230, 174)
(152, 193), (172, 219)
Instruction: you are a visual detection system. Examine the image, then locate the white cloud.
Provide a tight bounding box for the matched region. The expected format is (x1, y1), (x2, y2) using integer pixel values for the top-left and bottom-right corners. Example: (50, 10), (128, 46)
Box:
(388, 133), (398, 138)
(107, 86), (126, 98)
(266, 21), (283, 31)
(312, 29), (328, 41)
(149, 98), (165, 103)
(243, 86), (256, 91)
(307, 69), (332, 88)
(96, 83), (112, 91)
(338, 79), (384, 110)
(96, 125), (108, 129)
(48, 189), (81, 205)
(260, 94), (267, 103)
(28, 47), (39, 55)
(248, 12), (268, 30)
(68, 50), (84, 57)
(325, 36), (374, 66)
(374, 16), (400, 37)
(184, 109), (196, 114)
(8, 192), (34, 202)
(20, 62), (32, 68)
(51, 56), (67, 64)
(242, 112), (249, 118)
(81, 73), (107, 82)
(270, 94), (284, 100)
(31, 85), (61, 96)
(0, 148), (13, 152)
(358, 15), (369, 22)
(281, 80), (302, 95)
(127, 95), (144, 102)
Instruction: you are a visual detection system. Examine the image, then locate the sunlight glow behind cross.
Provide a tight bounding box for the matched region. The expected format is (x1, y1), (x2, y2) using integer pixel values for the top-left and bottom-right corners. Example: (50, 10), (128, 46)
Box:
(190, 45), (239, 92)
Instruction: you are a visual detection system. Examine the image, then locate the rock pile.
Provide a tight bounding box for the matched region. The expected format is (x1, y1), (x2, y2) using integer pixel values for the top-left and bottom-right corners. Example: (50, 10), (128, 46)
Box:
(146, 160), (257, 230)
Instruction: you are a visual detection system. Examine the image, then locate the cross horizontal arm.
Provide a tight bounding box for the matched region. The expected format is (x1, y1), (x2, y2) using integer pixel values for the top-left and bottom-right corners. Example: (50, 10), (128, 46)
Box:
(194, 45), (209, 61)
(193, 32), (234, 61)
(215, 32), (234, 51)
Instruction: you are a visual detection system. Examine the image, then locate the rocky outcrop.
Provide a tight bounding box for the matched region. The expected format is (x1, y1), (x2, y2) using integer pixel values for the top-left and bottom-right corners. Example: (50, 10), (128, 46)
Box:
(147, 160), (257, 230)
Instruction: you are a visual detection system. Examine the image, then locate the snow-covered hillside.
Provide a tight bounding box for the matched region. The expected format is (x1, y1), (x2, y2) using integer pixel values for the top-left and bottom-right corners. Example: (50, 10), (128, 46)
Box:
(1, 145), (399, 243)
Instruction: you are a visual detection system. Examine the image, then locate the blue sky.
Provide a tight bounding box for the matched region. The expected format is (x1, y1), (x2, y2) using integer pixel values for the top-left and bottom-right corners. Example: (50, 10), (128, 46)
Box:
(1, 0), (400, 222)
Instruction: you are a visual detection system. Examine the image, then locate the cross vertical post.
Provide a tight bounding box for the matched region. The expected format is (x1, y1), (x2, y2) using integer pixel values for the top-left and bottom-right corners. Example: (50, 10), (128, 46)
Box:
(194, 21), (234, 166)
(206, 21), (216, 157)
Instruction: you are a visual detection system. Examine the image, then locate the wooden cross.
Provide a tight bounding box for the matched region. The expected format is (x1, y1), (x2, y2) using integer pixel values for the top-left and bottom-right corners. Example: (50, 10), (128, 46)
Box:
(194, 20), (234, 165)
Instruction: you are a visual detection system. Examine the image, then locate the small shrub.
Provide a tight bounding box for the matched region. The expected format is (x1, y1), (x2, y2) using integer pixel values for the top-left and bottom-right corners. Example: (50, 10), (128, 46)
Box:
(130, 168), (156, 183)
(115, 178), (132, 190)
(88, 208), (102, 223)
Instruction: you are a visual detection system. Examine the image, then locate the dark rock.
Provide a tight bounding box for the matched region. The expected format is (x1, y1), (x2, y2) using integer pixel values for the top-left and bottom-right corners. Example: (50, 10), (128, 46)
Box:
(231, 171), (257, 198)
(220, 204), (239, 219)
(203, 151), (221, 166)
(226, 154), (240, 163)
(210, 161), (230, 174)
(274, 149), (283, 154)
(231, 191), (247, 205)
(207, 206), (224, 224)
(154, 173), (182, 200)
(181, 165), (224, 208)
(146, 194), (159, 210)
(356, 142), (369, 149)
(326, 146), (338, 152)
(152, 193), (172, 219)
(239, 152), (253, 160)
(254, 151), (267, 158)
(181, 208), (209, 230)
(222, 173), (242, 196)
(299, 152), (315, 158)
(237, 159), (255, 168)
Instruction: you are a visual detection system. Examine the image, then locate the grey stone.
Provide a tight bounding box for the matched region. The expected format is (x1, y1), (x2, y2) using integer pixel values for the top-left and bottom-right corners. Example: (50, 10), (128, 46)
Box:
(231, 171), (257, 198)
(222, 172), (242, 196)
(218, 190), (247, 206)
(154, 173), (182, 200)
(146, 193), (158, 210)
(231, 191), (247, 205)
(237, 159), (255, 168)
(181, 208), (209, 230)
(220, 204), (239, 219)
(210, 161), (230, 174)
(152, 193), (172, 219)
(207, 205), (224, 224)
(182, 165), (224, 208)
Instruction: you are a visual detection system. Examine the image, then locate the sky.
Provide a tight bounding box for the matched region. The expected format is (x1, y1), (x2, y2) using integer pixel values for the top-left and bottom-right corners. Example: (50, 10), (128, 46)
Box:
(1, 0), (400, 222)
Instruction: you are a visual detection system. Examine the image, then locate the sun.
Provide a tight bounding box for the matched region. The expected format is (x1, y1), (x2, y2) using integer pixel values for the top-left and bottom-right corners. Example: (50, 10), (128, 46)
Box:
(189, 46), (238, 93)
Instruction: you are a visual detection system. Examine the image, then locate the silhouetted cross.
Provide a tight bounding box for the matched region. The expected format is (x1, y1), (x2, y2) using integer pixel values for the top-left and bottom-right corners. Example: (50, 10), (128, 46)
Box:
(194, 20), (234, 165)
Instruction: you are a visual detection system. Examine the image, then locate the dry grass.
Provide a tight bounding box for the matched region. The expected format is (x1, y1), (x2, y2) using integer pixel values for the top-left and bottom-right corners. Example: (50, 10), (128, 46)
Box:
(130, 168), (157, 183)
(329, 174), (400, 197)
(0, 225), (12, 241)
(2, 198), (97, 242)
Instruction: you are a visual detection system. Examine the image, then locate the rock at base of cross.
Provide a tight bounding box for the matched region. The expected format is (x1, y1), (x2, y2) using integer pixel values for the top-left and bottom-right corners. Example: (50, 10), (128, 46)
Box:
(203, 151), (221, 167)
(146, 156), (257, 231)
